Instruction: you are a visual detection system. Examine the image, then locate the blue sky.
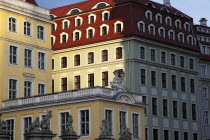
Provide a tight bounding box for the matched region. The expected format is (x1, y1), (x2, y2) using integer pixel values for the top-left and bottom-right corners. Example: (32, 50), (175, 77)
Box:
(36, 0), (210, 25)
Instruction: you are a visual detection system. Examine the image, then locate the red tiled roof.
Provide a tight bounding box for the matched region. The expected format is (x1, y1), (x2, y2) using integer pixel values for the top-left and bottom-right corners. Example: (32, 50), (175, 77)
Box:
(26, 0), (38, 6)
(200, 54), (210, 61)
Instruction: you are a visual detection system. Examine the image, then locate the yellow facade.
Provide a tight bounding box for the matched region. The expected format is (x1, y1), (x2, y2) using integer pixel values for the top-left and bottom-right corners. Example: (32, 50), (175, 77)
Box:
(0, 0), (53, 107)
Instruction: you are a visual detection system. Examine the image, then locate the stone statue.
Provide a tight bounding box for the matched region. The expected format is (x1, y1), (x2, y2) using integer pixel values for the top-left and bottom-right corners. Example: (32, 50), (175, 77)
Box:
(0, 120), (7, 133)
(110, 70), (128, 92)
(119, 122), (132, 140)
(40, 110), (52, 133)
(64, 114), (77, 135)
(99, 120), (112, 138)
(29, 117), (41, 133)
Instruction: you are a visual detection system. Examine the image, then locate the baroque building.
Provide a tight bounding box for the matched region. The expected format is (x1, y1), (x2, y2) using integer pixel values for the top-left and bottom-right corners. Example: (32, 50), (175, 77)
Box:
(50, 0), (200, 140)
(194, 18), (210, 140)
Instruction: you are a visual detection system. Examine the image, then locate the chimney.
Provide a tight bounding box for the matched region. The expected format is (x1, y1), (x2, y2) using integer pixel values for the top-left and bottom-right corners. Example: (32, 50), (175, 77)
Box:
(163, 0), (171, 7)
(199, 18), (208, 26)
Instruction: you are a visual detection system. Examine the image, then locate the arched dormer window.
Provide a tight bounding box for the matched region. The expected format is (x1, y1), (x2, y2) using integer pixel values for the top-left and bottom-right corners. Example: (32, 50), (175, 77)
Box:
(51, 35), (55, 45)
(146, 2), (155, 8)
(62, 19), (70, 29)
(187, 35), (194, 45)
(67, 8), (81, 15)
(75, 16), (83, 27)
(114, 21), (123, 33)
(60, 32), (68, 43)
(148, 24), (155, 35)
(175, 19), (181, 29)
(145, 10), (152, 20)
(156, 14), (162, 23)
(86, 27), (95, 38)
(158, 27), (165, 38)
(92, 2), (109, 9)
(137, 21), (145, 32)
(175, 11), (182, 17)
(24, 21), (32, 36)
(88, 13), (96, 24)
(168, 29), (175, 40)
(178, 32), (184, 43)
(73, 30), (81, 41)
(165, 16), (172, 26)
(161, 7), (169, 13)
(184, 22), (191, 32)
(9, 17), (17, 33)
(102, 11), (110, 21)
(100, 24), (109, 36)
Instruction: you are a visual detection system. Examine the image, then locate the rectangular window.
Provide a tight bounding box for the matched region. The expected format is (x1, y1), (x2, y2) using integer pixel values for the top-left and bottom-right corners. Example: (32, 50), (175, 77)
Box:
(116, 47), (122, 59)
(181, 77), (186, 92)
(52, 79), (54, 93)
(9, 18), (16, 32)
(132, 113), (139, 138)
(38, 52), (45, 70)
(88, 52), (94, 64)
(161, 51), (166, 64)
(151, 71), (156, 87)
(201, 65), (207, 76)
(61, 57), (67, 68)
(74, 55), (80, 66)
(80, 110), (90, 136)
(180, 56), (185, 68)
(74, 76), (80, 90)
(9, 45), (18, 65)
(9, 79), (17, 99)
(88, 73), (94, 88)
(203, 87), (208, 98)
(102, 71), (108, 87)
(143, 96), (147, 114)
(163, 99), (168, 117)
(172, 75), (177, 90)
(119, 111), (127, 130)
(140, 69), (146, 85)
(193, 133), (198, 140)
(105, 110), (113, 135)
(153, 129), (158, 140)
(190, 79), (195, 93)
(171, 54), (176, 66)
(174, 131), (179, 140)
(173, 101), (178, 118)
(145, 128), (148, 140)
(164, 130), (169, 140)
(24, 81), (32, 97)
(24, 49), (32, 67)
(52, 59), (54, 70)
(140, 47), (145, 59)
(6, 119), (14, 140)
(184, 132), (188, 140)
(182, 102), (187, 119)
(61, 78), (67, 92)
(60, 112), (69, 135)
(152, 97), (157, 115)
(162, 73), (167, 88)
(204, 111), (208, 124)
(23, 117), (32, 140)
(189, 58), (194, 70)
(192, 104), (196, 120)
(38, 83), (45, 95)
(150, 49), (156, 61)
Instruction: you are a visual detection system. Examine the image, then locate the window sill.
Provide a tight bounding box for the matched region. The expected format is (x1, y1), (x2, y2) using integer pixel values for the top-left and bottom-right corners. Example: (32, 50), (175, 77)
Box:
(9, 31), (18, 34)
(37, 38), (45, 41)
(38, 69), (46, 72)
(9, 63), (19, 67)
(25, 66), (33, 69)
(24, 35), (33, 38)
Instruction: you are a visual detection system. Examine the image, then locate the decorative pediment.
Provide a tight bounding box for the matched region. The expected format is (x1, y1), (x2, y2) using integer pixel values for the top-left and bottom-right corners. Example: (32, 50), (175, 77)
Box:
(114, 92), (135, 104)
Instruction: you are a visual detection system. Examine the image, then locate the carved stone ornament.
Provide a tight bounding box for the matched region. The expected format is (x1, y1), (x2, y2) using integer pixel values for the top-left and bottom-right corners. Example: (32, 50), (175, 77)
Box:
(29, 117), (41, 133)
(0, 120), (7, 134)
(63, 114), (77, 136)
(119, 105), (127, 111)
(110, 70), (128, 92)
(98, 120), (112, 138)
(119, 122), (132, 140)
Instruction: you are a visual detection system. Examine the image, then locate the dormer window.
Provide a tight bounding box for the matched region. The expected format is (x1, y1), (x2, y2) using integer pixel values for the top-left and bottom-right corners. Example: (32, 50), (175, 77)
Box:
(158, 27), (165, 38)
(145, 10), (152, 20)
(73, 30), (81, 41)
(166, 17), (171, 26)
(114, 21), (123, 33)
(97, 2), (107, 8)
(62, 34), (67, 43)
(51, 35), (55, 45)
(146, 2), (155, 8)
(168, 30), (175, 40)
(70, 9), (80, 14)
(137, 21), (145, 32)
(100, 24), (109, 36)
(51, 24), (56, 32)
(60, 32), (68, 43)
(184, 22), (190, 32)
(86, 27), (95, 38)
(148, 24), (155, 35)
(178, 33), (184, 43)
(90, 16), (94, 24)
(102, 11), (110, 21)
(175, 20), (181, 29)
(187, 35), (194, 45)
(175, 12), (182, 17)
(75, 17), (83, 27)
(62, 20), (70, 29)
(102, 27), (107, 35)
(161, 7), (169, 13)
(156, 14), (162, 23)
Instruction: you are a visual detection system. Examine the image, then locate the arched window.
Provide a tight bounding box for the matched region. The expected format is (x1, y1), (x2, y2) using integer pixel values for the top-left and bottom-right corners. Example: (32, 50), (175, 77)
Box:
(145, 10), (152, 20)
(88, 29), (93, 38)
(168, 30), (175, 40)
(165, 17), (171, 26)
(73, 30), (81, 41)
(102, 50), (108, 62)
(102, 26), (107, 35)
(146, 2), (155, 8)
(187, 35), (194, 45)
(24, 22), (31, 36)
(76, 19), (81, 26)
(159, 27), (165, 38)
(116, 47), (122, 59)
(137, 21), (145, 32)
(100, 24), (109, 36)
(63, 21), (69, 29)
(70, 9), (80, 14)
(104, 13), (109, 21)
(102, 11), (110, 21)
(61, 57), (67, 68)
(161, 7), (169, 13)
(175, 20), (181, 29)
(37, 25), (45, 40)
(75, 32), (80, 41)
(184, 22), (190, 32)
(90, 16), (95, 24)
(97, 2), (107, 8)
(51, 24), (56, 32)
(175, 12), (182, 17)
(60, 32), (68, 43)
(156, 14), (162, 23)
(9, 17), (17, 32)
(178, 33), (184, 43)
(148, 24), (155, 35)
(88, 52), (94, 64)
(114, 21), (123, 33)
(74, 55), (80, 66)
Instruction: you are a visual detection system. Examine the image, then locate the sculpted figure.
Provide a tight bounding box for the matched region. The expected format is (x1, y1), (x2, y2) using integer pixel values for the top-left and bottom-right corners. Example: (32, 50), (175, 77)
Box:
(0, 120), (7, 133)
(29, 117), (41, 133)
(110, 70), (128, 92)
(65, 114), (76, 135)
(99, 120), (111, 138)
(40, 110), (52, 132)
(119, 122), (132, 140)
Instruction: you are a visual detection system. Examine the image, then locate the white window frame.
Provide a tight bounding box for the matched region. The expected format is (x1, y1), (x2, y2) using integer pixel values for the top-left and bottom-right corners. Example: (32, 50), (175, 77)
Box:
(78, 108), (91, 137)
(23, 21), (32, 37)
(74, 16), (83, 27)
(73, 29), (82, 41)
(148, 24), (155, 35)
(175, 19), (182, 29)
(118, 110), (128, 133)
(60, 32), (69, 43)
(38, 82), (46, 95)
(177, 32), (185, 43)
(114, 21), (123, 33)
(92, 2), (110, 9)
(161, 7), (169, 13)
(155, 13), (162, 23)
(187, 35), (194, 45)
(51, 35), (56, 45)
(24, 80), (33, 97)
(165, 16), (172, 26)
(201, 64), (207, 76)
(184, 22), (190, 32)
(62, 19), (70, 29)
(37, 25), (45, 41)
(66, 8), (82, 15)
(88, 13), (96, 24)
(24, 47), (33, 68)
(145, 2), (156, 8)
(8, 77), (19, 99)
(8, 17), (18, 33)
(145, 10), (152, 20)
(104, 108), (114, 135)
(5, 118), (15, 140)
(100, 24), (109, 36)
(102, 10), (110, 21)
(170, 53), (176, 66)
(137, 21), (145, 32)
(160, 50), (167, 64)
(9, 44), (19, 66)
(38, 51), (47, 71)
(158, 27), (165, 38)
(168, 29), (175, 40)
(58, 110), (71, 136)
(131, 112), (141, 139)
(22, 115), (33, 140)
(86, 27), (95, 38)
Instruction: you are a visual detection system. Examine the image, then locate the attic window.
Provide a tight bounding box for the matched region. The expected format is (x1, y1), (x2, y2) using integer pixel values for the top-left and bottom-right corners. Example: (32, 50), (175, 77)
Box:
(161, 7), (169, 13)
(146, 2), (155, 8)
(175, 12), (182, 17)
(97, 3), (107, 8)
(71, 9), (80, 14)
